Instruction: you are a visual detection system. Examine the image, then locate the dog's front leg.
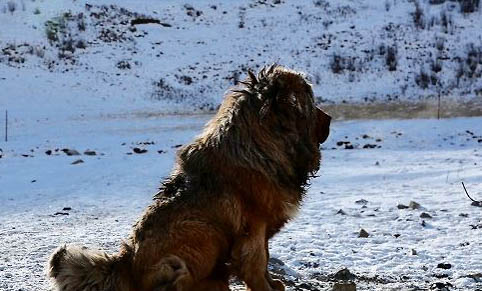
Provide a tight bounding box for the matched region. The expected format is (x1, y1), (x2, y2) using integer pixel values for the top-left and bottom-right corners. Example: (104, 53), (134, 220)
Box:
(231, 222), (283, 291)
(264, 241), (285, 291)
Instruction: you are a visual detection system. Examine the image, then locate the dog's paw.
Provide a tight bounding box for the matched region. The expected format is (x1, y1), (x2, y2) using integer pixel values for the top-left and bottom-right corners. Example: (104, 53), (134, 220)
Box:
(269, 279), (285, 291)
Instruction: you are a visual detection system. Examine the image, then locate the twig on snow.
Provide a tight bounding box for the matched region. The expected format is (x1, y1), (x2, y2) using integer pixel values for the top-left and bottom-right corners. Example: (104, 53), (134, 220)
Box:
(462, 182), (480, 203)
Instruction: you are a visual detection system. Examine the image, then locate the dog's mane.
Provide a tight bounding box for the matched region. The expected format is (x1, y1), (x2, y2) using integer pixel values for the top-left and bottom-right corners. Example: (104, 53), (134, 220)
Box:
(156, 65), (321, 200)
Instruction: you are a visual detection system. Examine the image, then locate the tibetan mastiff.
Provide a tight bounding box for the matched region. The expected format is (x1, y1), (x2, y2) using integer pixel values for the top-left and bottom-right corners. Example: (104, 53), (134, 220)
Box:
(48, 64), (331, 291)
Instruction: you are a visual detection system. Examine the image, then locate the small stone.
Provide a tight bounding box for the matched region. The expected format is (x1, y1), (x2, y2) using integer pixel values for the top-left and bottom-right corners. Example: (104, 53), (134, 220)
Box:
(394, 233), (401, 238)
(172, 144), (183, 148)
(334, 268), (356, 281)
(471, 201), (482, 207)
(336, 209), (347, 215)
(409, 201), (421, 209)
(359, 229), (369, 238)
(421, 220), (426, 227)
(62, 149), (80, 156)
(411, 249), (417, 255)
(62, 207), (72, 211)
(459, 213), (468, 217)
(355, 199), (368, 205)
(333, 282), (356, 291)
(71, 159), (84, 165)
(45, 150), (52, 155)
(437, 263), (452, 269)
(133, 147), (147, 154)
(84, 150), (96, 156)
(397, 204), (409, 209)
(269, 257), (285, 266)
(431, 282), (453, 290)
(157, 150), (166, 154)
(420, 212), (432, 219)
(54, 212), (69, 216)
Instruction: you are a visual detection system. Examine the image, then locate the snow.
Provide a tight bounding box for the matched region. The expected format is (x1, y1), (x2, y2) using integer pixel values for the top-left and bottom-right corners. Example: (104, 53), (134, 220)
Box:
(1, 0), (482, 290)
(1, 113), (481, 290)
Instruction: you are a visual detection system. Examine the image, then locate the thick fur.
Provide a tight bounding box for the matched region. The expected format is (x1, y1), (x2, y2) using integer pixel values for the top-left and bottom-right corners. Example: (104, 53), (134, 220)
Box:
(48, 65), (331, 291)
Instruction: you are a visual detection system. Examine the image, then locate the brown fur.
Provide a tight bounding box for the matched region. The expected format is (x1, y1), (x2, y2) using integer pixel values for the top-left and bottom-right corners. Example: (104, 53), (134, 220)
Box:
(48, 65), (331, 291)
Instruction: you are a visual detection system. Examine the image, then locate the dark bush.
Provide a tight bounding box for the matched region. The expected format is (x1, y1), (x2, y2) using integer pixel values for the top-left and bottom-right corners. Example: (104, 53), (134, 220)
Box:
(431, 59), (442, 73)
(440, 10), (453, 34)
(435, 37), (445, 51)
(416, 69), (430, 89)
(458, 0), (480, 13)
(413, 1), (425, 29)
(330, 54), (344, 74)
(386, 45), (398, 71)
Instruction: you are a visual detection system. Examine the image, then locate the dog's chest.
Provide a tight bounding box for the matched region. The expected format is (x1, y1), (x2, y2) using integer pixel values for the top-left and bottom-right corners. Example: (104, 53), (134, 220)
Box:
(281, 201), (300, 219)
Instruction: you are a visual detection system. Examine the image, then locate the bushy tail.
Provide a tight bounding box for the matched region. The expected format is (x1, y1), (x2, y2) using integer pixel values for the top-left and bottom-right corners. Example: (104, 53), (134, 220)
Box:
(48, 244), (131, 291)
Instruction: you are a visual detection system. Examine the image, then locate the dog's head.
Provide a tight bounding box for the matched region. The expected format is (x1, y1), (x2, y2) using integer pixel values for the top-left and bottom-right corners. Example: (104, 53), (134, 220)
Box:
(227, 64), (331, 186)
(181, 65), (330, 191)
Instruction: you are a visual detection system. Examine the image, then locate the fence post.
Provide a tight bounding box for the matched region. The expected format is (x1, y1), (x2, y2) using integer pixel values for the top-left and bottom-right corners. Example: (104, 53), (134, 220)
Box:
(5, 110), (7, 142)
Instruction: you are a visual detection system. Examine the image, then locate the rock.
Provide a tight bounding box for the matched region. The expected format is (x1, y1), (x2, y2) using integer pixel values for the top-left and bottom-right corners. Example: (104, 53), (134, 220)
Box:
(471, 201), (482, 207)
(334, 268), (356, 281)
(420, 212), (432, 219)
(421, 220), (426, 227)
(411, 249), (417, 255)
(172, 144), (183, 148)
(393, 233), (401, 238)
(62, 148), (80, 156)
(336, 209), (347, 215)
(355, 199), (368, 205)
(45, 150), (52, 155)
(157, 150), (166, 154)
(133, 147), (147, 154)
(437, 263), (452, 269)
(269, 257), (285, 266)
(71, 159), (84, 165)
(430, 282), (453, 290)
(459, 213), (468, 217)
(359, 229), (369, 238)
(83, 150), (96, 156)
(333, 282), (356, 291)
(62, 207), (72, 211)
(397, 204), (409, 209)
(54, 212), (69, 216)
(409, 201), (421, 209)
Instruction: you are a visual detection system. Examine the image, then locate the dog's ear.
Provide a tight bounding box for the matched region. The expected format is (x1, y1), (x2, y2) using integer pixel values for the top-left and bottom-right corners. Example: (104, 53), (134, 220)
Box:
(258, 76), (281, 121)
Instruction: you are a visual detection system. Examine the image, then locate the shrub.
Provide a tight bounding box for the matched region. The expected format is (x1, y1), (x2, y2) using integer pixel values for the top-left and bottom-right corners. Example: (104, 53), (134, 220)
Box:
(7, 1), (16, 14)
(330, 54), (343, 74)
(431, 59), (442, 73)
(413, 1), (425, 29)
(386, 45), (398, 71)
(435, 36), (445, 51)
(459, 0), (480, 13)
(416, 69), (430, 89)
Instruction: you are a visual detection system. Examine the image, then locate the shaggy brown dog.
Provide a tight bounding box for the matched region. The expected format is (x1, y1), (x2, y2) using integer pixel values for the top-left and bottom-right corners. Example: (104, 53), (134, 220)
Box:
(48, 65), (331, 291)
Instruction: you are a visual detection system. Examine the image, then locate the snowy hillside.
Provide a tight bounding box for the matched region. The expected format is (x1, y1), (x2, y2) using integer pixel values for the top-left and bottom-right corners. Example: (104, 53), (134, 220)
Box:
(1, 0), (482, 115)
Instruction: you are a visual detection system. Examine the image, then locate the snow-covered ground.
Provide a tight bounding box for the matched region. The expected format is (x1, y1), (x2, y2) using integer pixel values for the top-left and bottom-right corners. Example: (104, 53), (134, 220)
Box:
(1, 0), (482, 290)
(0, 112), (481, 290)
